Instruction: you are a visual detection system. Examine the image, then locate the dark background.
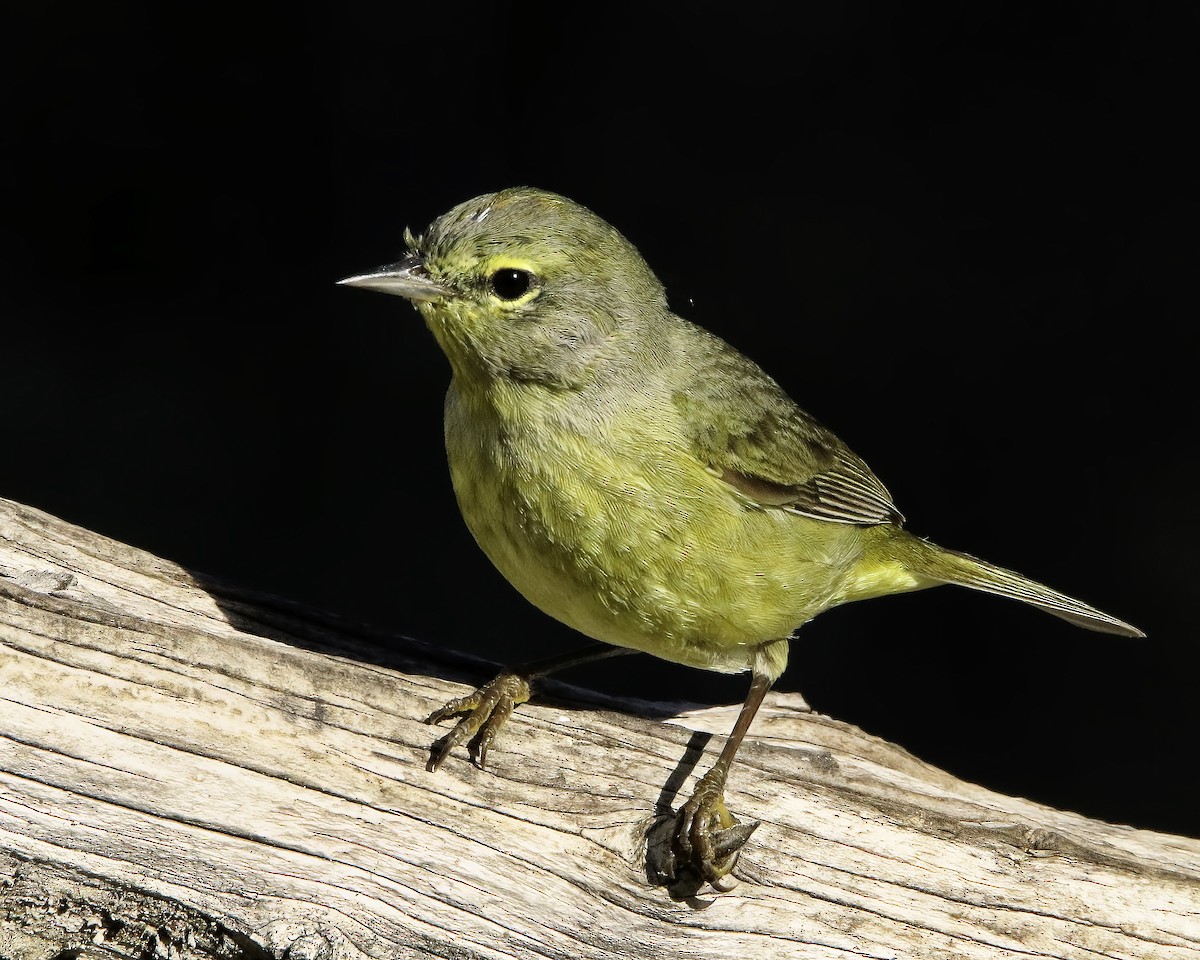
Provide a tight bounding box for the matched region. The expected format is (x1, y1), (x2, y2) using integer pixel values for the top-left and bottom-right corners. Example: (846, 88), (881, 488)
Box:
(3, 6), (1195, 836)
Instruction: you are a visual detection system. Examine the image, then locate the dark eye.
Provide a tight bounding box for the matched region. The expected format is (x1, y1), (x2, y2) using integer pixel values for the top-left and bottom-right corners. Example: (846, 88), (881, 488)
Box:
(489, 268), (534, 300)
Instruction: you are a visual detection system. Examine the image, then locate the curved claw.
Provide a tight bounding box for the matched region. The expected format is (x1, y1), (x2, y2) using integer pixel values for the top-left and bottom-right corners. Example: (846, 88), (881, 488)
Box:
(710, 820), (760, 867)
(424, 672), (532, 772)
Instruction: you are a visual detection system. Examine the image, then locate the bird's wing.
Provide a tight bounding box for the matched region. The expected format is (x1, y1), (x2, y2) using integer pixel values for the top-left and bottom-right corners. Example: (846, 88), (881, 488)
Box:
(672, 332), (902, 526)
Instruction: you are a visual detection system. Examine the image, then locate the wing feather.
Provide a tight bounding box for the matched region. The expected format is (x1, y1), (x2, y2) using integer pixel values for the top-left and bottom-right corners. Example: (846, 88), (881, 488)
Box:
(674, 329), (902, 526)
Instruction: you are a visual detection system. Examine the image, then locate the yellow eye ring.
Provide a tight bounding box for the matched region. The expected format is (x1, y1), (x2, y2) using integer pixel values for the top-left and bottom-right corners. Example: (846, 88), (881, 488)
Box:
(490, 267), (533, 300)
(484, 256), (540, 306)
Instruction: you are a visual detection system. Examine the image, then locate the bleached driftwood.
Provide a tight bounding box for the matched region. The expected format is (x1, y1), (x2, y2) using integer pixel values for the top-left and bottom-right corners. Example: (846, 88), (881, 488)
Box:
(0, 497), (1196, 960)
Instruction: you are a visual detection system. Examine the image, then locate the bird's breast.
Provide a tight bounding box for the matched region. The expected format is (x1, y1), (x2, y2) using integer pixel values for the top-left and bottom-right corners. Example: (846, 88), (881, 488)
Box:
(442, 379), (862, 672)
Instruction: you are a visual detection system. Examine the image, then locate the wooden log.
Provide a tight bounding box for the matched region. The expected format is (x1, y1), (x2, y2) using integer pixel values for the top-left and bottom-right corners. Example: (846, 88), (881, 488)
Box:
(0, 497), (1196, 959)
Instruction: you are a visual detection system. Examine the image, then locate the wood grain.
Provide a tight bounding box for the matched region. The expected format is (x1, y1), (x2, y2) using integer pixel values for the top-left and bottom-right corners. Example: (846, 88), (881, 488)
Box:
(1, 498), (1196, 959)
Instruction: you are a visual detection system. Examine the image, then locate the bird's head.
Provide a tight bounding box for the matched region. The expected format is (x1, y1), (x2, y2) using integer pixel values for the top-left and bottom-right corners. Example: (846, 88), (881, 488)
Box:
(339, 187), (667, 388)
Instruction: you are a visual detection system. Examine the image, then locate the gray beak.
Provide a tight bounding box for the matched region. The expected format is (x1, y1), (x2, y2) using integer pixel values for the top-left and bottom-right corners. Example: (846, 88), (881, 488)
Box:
(337, 254), (449, 302)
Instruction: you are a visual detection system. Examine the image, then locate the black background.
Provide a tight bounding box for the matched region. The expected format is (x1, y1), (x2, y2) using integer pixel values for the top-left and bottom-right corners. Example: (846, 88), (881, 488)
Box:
(3, 6), (1196, 837)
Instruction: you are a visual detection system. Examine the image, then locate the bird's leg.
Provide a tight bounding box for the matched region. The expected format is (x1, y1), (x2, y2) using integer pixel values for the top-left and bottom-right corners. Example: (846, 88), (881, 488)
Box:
(672, 669), (774, 887)
(424, 643), (632, 772)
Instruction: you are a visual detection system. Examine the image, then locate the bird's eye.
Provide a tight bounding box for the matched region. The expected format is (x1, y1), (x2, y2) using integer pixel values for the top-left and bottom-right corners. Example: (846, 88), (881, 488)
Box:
(489, 268), (534, 301)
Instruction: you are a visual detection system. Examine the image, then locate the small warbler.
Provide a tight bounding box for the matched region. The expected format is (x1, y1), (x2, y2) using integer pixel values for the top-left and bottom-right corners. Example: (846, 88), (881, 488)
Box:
(340, 187), (1142, 889)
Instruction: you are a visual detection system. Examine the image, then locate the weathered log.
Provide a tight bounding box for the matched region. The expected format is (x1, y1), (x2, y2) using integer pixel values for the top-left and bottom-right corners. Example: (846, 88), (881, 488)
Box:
(0, 497), (1196, 959)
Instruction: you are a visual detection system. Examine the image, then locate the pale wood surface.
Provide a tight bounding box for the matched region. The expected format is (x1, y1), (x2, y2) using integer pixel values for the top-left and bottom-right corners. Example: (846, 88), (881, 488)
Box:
(0, 497), (1197, 959)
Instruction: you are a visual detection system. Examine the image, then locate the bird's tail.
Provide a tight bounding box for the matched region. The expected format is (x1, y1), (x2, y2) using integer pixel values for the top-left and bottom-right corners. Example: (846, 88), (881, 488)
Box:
(897, 534), (1144, 638)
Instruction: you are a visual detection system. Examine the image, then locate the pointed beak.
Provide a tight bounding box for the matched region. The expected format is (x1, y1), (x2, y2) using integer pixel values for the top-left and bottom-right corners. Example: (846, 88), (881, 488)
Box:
(337, 254), (449, 302)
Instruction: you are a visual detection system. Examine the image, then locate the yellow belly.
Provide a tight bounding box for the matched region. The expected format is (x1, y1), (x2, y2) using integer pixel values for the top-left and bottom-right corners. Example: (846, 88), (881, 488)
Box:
(443, 381), (881, 675)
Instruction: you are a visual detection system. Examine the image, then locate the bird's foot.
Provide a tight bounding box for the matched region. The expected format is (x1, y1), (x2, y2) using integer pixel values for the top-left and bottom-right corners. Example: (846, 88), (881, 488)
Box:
(671, 768), (759, 890)
(423, 672), (532, 772)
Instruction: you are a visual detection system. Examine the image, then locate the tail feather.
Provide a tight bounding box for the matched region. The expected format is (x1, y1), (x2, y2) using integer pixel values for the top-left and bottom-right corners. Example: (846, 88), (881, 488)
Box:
(906, 538), (1145, 638)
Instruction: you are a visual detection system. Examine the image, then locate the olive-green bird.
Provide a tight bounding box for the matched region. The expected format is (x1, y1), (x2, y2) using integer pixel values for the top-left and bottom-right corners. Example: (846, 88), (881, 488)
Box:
(339, 187), (1142, 889)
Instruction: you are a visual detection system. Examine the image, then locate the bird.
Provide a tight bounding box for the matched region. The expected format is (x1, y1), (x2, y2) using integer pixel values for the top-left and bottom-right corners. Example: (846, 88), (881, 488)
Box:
(338, 186), (1142, 889)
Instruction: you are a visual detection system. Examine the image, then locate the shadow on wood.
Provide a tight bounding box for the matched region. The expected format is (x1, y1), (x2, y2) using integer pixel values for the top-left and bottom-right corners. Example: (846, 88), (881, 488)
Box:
(1, 498), (1197, 959)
